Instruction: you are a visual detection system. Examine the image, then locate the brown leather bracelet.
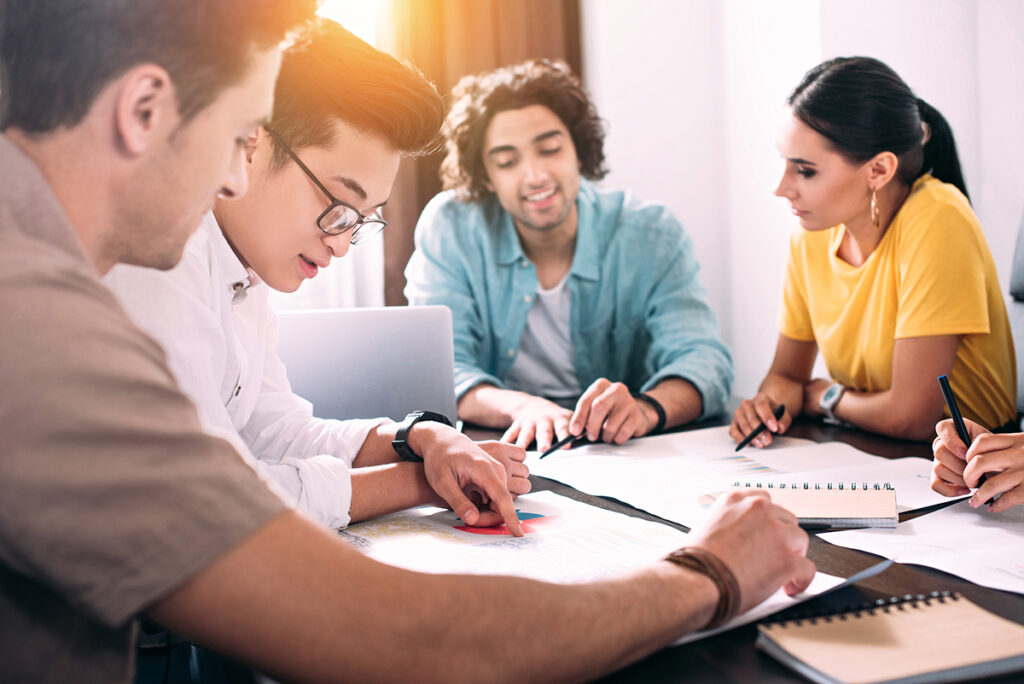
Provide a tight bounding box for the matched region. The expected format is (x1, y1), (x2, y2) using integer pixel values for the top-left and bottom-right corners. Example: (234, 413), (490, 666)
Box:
(663, 546), (741, 630)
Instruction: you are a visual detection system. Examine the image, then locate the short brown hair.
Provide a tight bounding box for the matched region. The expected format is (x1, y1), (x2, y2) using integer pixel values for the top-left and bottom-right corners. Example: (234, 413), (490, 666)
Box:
(267, 18), (444, 166)
(440, 59), (607, 201)
(0, 0), (318, 133)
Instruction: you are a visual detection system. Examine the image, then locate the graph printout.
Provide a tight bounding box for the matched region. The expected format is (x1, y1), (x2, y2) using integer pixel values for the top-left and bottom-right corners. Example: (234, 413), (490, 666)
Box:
(341, 490), (690, 583)
(342, 491), (884, 645)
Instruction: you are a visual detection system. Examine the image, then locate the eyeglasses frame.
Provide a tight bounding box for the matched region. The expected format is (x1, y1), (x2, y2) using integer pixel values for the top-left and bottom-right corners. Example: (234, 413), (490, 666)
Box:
(262, 125), (387, 243)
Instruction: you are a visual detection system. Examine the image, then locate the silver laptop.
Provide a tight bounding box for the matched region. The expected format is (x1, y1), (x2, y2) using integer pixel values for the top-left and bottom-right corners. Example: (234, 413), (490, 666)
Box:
(274, 306), (458, 423)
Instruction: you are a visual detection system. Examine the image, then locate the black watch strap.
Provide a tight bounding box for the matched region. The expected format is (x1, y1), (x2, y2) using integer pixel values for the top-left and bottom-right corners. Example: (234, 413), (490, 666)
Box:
(391, 410), (454, 462)
(632, 392), (667, 434)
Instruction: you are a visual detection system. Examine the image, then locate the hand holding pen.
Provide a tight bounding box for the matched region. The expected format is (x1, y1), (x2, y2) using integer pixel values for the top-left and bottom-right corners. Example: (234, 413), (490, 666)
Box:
(533, 380), (664, 458)
(730, 394), (792, 448)
(735, 404), (786, 452)
(935, 375), (997, 507)
(539, 431), (580, 459)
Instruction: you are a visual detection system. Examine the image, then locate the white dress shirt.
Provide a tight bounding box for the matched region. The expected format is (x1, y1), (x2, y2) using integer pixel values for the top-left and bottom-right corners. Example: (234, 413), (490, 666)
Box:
(104, 212), (387, 529)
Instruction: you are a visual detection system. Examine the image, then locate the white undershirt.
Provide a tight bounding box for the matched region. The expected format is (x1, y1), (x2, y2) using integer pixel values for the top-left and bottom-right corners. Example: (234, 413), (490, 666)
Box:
(504, 272), (581, 400)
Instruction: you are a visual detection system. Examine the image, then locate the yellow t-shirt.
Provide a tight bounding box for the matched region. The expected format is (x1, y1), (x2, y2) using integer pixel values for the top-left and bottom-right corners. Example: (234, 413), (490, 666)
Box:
(778, 174), (1016, 430)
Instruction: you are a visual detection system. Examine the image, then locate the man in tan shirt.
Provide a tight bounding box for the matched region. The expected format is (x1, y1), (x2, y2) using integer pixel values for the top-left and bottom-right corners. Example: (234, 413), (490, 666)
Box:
(0, 2), (816, 682)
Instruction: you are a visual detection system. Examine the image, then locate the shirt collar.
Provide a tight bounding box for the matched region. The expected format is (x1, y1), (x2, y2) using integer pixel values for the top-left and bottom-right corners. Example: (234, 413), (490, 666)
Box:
(568, 181), (598, 281)
(492, 180), (598, 281)
(200, 211), (261, 304)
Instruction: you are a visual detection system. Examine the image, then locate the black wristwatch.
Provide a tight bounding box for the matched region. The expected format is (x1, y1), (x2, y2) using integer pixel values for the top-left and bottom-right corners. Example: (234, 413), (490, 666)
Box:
(391, 410), (454, 462)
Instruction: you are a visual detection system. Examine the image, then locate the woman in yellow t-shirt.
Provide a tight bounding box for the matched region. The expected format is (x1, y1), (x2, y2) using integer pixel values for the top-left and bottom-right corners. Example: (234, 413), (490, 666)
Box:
(730, 56), (1015, 447)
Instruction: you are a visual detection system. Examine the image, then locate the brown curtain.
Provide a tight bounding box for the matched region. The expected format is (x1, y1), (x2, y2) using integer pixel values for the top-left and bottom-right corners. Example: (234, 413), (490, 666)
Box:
(378, 0), (582, 305)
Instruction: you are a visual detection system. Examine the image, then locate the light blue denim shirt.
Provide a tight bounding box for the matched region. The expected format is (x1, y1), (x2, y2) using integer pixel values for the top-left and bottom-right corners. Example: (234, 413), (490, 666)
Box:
(404, 181), (733, 418)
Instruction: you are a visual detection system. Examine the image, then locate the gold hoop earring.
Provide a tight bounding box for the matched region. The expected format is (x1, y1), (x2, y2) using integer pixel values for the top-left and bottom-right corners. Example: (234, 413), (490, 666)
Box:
(870, 191), (880, 230)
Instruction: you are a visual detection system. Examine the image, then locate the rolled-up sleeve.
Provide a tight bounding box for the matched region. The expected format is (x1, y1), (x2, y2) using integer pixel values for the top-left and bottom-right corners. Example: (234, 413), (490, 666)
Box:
(405, 194), (503, 399)
(240, 309), (390, 529)
(641, 214), (733, 418)
(106, 244), (388, 531)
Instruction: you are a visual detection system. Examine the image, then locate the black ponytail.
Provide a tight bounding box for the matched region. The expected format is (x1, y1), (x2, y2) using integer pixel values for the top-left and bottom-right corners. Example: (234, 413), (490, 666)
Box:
(788, 57), (969, 203)
(916, 98), (969, 200)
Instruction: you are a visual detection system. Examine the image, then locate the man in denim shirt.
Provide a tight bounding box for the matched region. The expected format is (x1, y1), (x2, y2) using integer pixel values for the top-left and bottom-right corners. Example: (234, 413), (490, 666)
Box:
(406, 60), (732, 454)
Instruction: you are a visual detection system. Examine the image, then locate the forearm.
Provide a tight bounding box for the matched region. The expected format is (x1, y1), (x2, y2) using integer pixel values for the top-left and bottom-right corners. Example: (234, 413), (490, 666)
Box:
(457, 383), (542, 429)
(825, 336), (957, 441)
(352, 421), (405, 467)
(348, 463), (442, 523)
(381, 562), (717, 683)
(759, 372), (805, 414)
(831, 389), (942, 441)
(353, 419), (453, 467)
(643, 377), (703, 430)
(152, 512), (718, 683)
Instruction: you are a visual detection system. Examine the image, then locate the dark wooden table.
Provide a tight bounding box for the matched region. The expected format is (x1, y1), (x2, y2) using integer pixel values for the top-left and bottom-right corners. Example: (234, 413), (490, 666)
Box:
(469, 417), (1024, 682)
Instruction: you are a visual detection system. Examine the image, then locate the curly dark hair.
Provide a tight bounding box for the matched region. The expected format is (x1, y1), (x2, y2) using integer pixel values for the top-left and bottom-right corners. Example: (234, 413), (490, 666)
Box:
(440, 59), (607, 201)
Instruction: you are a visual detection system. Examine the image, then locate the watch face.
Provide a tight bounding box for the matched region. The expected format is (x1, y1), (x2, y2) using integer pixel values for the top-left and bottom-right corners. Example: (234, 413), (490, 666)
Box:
(821, 383), (845, 412)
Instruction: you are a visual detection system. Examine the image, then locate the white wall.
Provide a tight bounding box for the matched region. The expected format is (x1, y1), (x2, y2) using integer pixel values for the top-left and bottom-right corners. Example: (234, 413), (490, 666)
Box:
(582, 0), (729, 338)
(581, 0), (1024, 398)
(976, 0), (1024, 292)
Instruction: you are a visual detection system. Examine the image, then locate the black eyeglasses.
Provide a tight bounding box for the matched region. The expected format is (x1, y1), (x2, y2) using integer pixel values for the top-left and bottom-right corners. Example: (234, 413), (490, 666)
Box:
(263, 125), (386, 244)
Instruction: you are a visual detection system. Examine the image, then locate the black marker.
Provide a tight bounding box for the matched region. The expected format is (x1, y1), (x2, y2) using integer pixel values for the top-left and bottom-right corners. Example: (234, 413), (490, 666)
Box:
(937, 375), (994, 505)
(735, 404), (786, 452)
(539, 432), (580, 459)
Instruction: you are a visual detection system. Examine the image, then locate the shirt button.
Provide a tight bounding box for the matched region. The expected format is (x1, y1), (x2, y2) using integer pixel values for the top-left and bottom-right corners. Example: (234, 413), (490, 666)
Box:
(523, 294), (532, 303)
(507, 349), (515, 357)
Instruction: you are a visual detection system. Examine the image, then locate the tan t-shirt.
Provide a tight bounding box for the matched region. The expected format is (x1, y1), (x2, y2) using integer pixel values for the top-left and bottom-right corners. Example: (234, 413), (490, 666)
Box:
(0, 136), (288, 681)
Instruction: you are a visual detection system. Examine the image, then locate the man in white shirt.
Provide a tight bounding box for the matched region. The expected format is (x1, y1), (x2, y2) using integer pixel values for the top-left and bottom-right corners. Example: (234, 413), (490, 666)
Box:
(105, 19), (530, 532)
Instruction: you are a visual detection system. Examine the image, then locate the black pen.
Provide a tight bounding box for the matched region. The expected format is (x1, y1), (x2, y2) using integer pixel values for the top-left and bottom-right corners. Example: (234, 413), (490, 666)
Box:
(937, 375), (994, 505)
(735, 404), (786, 452)
(538, 432), (580, 459)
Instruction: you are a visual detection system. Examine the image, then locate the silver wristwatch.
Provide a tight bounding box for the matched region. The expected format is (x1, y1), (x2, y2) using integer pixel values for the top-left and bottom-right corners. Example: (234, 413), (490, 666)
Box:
(819, 382), (846, 423)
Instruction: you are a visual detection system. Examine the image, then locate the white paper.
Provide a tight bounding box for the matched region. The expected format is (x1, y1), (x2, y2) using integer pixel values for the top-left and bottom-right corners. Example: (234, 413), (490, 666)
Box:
(821, 500), (1024, 595)
(340, 491), (690, 582)
(342, 490), (889, 646)
(527, 426), (942, 528)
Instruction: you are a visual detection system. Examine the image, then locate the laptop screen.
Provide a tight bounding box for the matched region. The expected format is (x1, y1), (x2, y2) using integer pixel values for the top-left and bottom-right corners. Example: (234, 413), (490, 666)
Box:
(274, 306), (458, 424)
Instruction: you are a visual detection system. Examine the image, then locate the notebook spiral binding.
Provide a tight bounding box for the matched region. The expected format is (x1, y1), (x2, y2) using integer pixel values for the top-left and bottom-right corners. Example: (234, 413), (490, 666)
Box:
(760, 591), (959, 629)
(733, 481), (894, 491)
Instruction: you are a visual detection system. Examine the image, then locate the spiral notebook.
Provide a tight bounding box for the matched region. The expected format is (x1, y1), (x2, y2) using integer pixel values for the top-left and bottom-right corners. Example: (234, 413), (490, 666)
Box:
(731, 481), (898, 529)
(756, 592), (1024, 684)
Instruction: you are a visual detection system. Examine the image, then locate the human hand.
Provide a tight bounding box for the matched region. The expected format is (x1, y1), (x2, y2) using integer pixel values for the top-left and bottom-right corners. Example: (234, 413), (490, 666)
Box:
(686, 490), (815, 611)
(568, 378), (655, 446)
(412, 423), (527, 535)
(930, 417), (989, 497)
(729, 393), (792, 448)
(476, 440), (532, 496)
(500, 396), (573, 454)
(801, 378), (831, 418)
(933, 419), (1024, 513)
